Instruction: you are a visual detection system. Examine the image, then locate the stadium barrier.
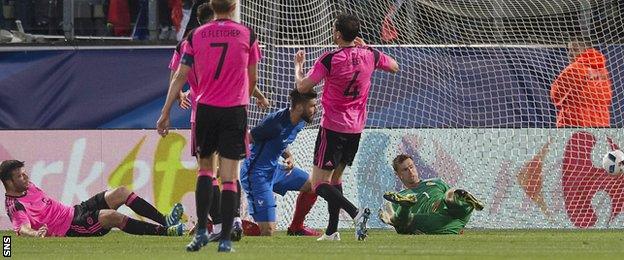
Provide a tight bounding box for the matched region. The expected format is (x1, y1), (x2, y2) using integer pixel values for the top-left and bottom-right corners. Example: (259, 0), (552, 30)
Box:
(0, 129), (622, 230)
(1, 46), (624, 129)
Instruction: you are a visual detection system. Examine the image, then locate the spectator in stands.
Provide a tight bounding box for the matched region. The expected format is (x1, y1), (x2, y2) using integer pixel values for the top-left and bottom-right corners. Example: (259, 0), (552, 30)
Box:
(175, 0), (194, 40)
(158, 0), (177, 40)
(108, 0), (131, 36)
(181, 0), (206, 38)
(550, 40), (612, 127)
(108, 0), (151, 37)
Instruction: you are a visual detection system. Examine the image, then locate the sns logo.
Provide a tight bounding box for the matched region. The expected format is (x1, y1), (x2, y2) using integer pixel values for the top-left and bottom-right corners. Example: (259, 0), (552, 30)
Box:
(3, 236), (10, 257)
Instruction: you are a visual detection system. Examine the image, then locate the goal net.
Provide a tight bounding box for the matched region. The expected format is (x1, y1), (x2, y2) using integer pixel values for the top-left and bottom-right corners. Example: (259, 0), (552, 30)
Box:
(240, 0), (624, 230)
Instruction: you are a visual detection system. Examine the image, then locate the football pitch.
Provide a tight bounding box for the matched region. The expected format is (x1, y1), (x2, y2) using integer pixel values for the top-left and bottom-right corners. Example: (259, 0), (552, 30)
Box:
(5, 229), (624, 259)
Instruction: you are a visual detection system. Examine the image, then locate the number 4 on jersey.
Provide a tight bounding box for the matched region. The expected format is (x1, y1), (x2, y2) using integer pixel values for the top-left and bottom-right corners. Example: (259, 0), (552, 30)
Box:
(343, 71), (361, 99)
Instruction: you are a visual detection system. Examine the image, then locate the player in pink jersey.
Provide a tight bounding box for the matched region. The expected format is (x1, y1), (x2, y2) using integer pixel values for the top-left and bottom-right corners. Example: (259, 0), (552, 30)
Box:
(157, 0), (261, 253)
(167, 2), (269, 244)
(295, 14), (399, 241)
(170, 5), (269, 157)
(1, 160), (185, 237)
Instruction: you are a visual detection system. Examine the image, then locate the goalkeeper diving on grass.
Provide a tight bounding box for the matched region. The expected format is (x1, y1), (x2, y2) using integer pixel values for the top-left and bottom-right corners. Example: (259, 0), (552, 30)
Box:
(379, 154), (484, 235)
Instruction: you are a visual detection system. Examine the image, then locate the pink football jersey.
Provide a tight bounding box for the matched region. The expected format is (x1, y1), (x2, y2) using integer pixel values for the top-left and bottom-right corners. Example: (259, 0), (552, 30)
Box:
(182, 19), (262, 107)
(307, 46), (394, 133)
(5, 183), (74, 236)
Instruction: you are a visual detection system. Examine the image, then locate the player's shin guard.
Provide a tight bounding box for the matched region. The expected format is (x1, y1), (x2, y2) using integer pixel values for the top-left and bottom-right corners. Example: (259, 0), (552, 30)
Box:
(125, 192), (167, 226)
(196, 171), (214, 231)
(315, 182), (358, 219)
(120, 216), (167, 235)
(220, 181), (238, 241)
(289, 191), (318, 231)
(229, 180), (243, 241)
(209, 178), (222, 226)
(235, 180), (242, 218)
(326, 183), (342, 235)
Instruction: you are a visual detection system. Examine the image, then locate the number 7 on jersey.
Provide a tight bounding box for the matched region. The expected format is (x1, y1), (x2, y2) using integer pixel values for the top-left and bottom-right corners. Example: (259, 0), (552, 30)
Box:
(210, 43), (229, 79)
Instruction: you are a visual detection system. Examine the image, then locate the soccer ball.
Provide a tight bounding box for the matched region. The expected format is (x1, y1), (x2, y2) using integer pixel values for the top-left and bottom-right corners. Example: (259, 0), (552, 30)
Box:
(602, 150), (624, 175)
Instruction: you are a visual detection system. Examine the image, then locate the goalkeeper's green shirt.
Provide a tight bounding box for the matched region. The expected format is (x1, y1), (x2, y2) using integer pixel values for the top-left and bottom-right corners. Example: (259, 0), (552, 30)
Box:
(392, 178), (473, 235)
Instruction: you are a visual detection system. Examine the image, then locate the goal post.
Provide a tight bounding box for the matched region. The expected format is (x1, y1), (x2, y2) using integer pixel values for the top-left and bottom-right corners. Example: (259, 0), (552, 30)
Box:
(239, 0), (624, 230)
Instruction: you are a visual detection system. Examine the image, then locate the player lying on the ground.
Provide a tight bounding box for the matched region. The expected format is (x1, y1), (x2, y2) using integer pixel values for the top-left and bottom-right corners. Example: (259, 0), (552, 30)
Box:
(1, 160), (185, 237)
(378, 154), (484, 235)
(240, 89), (320, 236)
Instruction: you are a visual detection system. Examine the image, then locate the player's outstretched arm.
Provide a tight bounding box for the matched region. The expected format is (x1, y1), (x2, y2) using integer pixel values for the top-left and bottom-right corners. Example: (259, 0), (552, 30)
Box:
(157, 64), (190, 137)
(294, 50), (319, 93)
(383, 56), (399, 73)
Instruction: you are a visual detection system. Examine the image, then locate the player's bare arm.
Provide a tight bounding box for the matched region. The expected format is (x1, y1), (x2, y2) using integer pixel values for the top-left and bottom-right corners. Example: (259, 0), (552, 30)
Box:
(248, 63), (259, 101)
(157, 64), (191, 137)
(383, 56), (400, 73)
(18, 223), (47, 238)
(252, 86), (270, 109)
(294, 50), (319, 93)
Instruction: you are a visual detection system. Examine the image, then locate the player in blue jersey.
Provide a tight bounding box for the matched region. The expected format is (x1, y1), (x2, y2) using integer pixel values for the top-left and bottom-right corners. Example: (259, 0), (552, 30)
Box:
(240, 89), (321, 236)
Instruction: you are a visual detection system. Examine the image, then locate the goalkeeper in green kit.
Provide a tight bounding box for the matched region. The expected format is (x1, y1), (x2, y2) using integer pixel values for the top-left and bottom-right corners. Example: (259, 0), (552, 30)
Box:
(379, 154), (484, 235)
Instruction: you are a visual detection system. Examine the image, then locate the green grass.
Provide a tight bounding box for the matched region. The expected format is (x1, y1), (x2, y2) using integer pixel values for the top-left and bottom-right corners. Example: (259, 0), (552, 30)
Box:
(5, 229), (624, 259)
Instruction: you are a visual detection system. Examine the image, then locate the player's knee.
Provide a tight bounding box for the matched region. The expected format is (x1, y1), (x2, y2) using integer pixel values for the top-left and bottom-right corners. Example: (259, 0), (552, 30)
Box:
(218, 158), (240, 182)
(311, 167), (333, 182)
(105, 187), (131, 209)
(98, 210), (124, 229)
(114, 186), (131, 198)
